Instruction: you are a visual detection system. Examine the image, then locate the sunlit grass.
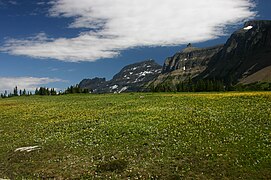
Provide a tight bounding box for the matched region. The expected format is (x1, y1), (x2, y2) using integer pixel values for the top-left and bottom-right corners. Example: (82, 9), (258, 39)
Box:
(0, 92), (271, 179)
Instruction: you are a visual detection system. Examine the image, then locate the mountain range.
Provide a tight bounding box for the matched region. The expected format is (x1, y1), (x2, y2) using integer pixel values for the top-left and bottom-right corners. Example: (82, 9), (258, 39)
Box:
(79, 60), (162, 93)
(79, 20), (271, 93)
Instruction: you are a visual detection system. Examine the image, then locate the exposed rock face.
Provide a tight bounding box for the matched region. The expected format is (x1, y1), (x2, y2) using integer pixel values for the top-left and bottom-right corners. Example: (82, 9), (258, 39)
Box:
(151, 44), (223, 86)
(108, 60), (162, 92)
(154, 20), (271, 87)
(162, 44), (223, 74)
(79, 77), (106, 93)
(239, 66), (271, 84)
(199, 20), (271, 84)
(79, 60), (162, 93)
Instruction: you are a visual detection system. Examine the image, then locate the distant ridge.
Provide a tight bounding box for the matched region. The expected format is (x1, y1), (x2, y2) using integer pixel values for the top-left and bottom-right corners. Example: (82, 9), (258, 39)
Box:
(79, 60), (162, 93)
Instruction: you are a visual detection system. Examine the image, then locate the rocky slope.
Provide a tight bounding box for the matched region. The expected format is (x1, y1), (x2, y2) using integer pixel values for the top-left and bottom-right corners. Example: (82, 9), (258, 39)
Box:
(162, 43), (223, 74)
(79, 60), (162, 93)
(198, 20), (271, 85)
(79, 77), (106, 92)
(153, 20), (271, 87)
(150, 44), (223, 87)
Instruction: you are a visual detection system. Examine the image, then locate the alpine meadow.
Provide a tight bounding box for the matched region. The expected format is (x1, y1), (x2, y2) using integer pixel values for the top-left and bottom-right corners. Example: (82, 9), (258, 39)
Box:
(1, 92), (271, 179)
(1, 0), (271, 179)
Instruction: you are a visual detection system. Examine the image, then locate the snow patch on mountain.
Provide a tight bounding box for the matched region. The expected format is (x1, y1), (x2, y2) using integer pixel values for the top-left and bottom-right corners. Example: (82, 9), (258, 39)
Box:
(111, 85), (118, 90)
(118, 86), (128, 93)
(243, 25), (253, 30)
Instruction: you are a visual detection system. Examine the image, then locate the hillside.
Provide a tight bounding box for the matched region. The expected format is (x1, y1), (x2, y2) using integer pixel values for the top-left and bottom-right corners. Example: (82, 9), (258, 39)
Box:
(152, 20), (271, 89)
(199, 20), (271, 85)
(151, 44), (223, 87)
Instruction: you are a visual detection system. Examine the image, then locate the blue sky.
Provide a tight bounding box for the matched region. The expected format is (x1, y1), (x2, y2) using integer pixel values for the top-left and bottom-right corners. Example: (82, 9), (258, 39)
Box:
(0, 0), (270, 92)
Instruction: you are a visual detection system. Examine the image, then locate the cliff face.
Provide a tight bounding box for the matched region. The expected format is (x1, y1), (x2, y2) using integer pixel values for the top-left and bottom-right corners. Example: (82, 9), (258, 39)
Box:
(79, 78), (106, 92)
(162, 44), (223, 74)
(79, 60), (162, 93)
(154, 20), (271, 87)
(199, 20), (271, 84)
(151, 44), (223, 86)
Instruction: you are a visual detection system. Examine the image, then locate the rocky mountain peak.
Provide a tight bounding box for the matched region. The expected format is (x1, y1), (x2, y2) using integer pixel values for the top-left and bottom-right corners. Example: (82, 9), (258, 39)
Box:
(244, 20), (271, 29)
(79, 77), (106, 92)
(162, 44), (223, 74)
(154, 20), (271, 88)
(187, 43), (192, 48)
(79, 59), (162, 93)
(197, 20), (271, 84)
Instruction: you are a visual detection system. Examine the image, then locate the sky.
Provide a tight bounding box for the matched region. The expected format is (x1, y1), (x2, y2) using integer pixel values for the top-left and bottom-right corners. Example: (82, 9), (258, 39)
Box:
(0, 0), (270, 93)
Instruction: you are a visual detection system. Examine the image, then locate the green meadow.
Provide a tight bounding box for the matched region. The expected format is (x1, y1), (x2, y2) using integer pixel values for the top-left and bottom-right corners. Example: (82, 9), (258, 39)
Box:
(0, 92), (271, 179)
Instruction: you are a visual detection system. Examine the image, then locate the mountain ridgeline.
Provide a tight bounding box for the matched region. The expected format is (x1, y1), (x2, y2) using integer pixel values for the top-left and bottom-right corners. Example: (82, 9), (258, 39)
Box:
(79, 60), (162, 93)
(199, 20), (271, 84)
(79, 20), (271, 93)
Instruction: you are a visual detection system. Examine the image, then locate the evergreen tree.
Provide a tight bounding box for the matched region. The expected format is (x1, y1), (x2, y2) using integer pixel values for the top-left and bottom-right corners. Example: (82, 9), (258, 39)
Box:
(13, 86), (18, 96)
(35, 88), (39, 95)
(50, 88), (57, 95)
(23, 89), (27, 96)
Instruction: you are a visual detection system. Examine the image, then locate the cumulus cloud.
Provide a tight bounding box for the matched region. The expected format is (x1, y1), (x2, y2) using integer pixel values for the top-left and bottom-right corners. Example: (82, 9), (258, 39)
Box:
(0, 77), (64, 93)
(1, 0), (256, 62)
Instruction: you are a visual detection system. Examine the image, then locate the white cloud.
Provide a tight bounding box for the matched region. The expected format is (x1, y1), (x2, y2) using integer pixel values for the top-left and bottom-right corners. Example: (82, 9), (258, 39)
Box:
(0, 77), (64, 93)
(1, 0), (256, 62)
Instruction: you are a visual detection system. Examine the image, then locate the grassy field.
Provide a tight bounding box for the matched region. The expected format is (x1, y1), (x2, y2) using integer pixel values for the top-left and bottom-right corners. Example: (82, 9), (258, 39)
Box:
(0, 92), (271, 179)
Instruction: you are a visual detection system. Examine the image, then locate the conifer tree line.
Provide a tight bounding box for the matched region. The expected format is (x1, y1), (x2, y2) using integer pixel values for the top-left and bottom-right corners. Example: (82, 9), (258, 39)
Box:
(1, 85), (90, 98)
(1, 81), (270, 98)
(151, 79), (225, 92)
(35, 85), (89, 95)
(0, 86), (33, 98)
(34, 87), (57, 96)
(64, 84), (89, 94)
(151, 78), (271, 92)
